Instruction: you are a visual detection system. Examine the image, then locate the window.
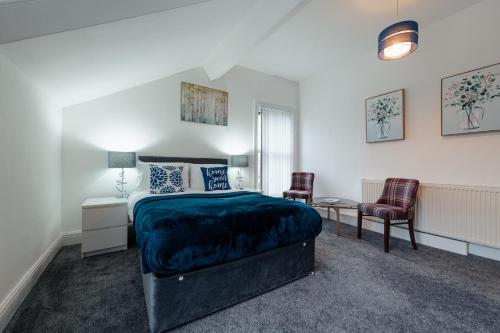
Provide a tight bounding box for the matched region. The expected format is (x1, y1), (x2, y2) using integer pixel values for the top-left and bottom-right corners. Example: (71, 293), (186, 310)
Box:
(256, 104), (293, 196)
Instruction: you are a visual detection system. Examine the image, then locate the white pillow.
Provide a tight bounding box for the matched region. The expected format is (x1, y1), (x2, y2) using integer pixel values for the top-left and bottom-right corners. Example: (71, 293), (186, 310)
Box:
(137, 161), (190, 192)
(190, 164), (226, 190)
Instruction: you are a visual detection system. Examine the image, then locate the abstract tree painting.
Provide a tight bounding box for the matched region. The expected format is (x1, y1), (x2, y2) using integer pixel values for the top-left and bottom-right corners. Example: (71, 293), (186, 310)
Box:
(181, 82), (228, 126)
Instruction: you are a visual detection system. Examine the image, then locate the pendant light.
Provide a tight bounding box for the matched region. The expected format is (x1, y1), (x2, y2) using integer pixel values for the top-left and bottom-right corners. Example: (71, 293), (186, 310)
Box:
(378, 0), (418, 60)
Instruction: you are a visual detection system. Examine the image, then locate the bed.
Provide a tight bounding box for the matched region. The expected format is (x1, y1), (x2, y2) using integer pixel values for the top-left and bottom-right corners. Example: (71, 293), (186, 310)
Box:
(131, 156), (322, 332)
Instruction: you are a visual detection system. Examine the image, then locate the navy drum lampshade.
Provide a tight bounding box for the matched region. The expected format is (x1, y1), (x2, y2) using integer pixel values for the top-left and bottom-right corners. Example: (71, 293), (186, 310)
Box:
(378, 20), (418, 60)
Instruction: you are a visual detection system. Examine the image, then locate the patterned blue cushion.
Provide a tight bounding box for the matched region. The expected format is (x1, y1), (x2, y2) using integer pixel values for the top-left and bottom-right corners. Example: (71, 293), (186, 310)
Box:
(150, 165), (184, 194)
(200, 166), (231, 191)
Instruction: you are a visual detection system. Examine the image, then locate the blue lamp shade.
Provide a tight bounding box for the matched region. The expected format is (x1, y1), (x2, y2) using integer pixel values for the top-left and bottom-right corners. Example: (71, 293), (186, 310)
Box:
(108, 151), (136, 168)
(378, 20), (418, 60)
(230, 155), (249, 168)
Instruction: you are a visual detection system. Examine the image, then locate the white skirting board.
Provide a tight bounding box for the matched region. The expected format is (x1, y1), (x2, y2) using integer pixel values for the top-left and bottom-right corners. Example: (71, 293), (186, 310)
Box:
(469, 243), (500, 262)
(2, 217), (498, 331)
(315, 208), (500, 261)
(62, 230), (82, 246)
(0, 235), (62, 332)
(64, 215), (500, 261)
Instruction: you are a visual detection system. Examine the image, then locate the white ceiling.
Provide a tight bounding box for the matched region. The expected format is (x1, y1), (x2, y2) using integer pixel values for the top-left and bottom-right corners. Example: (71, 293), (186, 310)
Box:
(0, 0), (210, 44)
(0, 0), (302, 106)
(0, 0), (485, 107)
(240, 0), (485, 81)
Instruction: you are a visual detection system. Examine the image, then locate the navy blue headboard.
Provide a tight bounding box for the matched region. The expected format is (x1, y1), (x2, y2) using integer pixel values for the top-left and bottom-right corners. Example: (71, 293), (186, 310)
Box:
(138, 156), (228, 165)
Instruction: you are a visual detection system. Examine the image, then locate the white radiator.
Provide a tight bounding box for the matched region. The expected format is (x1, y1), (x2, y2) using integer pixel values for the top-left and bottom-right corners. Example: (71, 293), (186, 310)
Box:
(362, 179), (500, 249)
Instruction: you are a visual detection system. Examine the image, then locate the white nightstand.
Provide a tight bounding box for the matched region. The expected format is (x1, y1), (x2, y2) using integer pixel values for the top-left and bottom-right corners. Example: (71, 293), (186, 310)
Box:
(81, 197), (128, 258)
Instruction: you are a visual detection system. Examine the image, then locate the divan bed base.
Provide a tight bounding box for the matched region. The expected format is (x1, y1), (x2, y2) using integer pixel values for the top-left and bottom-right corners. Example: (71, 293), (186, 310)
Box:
(141, 238), (316, 332)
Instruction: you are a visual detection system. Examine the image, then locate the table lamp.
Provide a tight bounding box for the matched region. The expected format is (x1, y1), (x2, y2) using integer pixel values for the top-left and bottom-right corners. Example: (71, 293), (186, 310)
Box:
(230, 155), (249, 190)
(108, 151), (136, 198)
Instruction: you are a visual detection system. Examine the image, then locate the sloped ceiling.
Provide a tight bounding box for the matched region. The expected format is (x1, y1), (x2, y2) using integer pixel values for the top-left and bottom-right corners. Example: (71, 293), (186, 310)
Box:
(240, 0), (485, 81)
(0, 0), (485, 107)
(0, 0), (303, 107)
(0, 0), (211, 44)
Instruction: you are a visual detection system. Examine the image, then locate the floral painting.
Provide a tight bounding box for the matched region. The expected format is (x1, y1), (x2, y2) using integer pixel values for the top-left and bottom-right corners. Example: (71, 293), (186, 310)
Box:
(442, 63), (500, 136)
(365, 89), (405, 143)
(181, 82), (228, 126)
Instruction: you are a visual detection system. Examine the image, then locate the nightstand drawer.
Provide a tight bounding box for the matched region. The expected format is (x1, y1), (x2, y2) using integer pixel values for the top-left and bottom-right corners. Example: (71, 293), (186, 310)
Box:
(82, 226), (127, 254)
(82, 205), (127, 230)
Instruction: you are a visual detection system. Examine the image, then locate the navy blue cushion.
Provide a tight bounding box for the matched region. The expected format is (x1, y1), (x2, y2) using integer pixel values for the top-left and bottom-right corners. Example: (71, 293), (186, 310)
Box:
(200, 166), (231, 191)
(149, 165), (184, 194)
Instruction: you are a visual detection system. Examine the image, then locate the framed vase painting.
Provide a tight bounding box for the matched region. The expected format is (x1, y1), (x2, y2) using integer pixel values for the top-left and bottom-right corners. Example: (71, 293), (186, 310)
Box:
(181, 82), (228, 126)
(365, 89), (405, 143)
(442, 63), (500, 136)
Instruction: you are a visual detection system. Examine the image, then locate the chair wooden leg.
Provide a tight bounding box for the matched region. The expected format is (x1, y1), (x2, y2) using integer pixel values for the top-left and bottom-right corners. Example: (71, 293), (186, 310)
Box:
(384, 218), (390, 252)
(357, 210), (362, 239)
(408, 219), (417, 249)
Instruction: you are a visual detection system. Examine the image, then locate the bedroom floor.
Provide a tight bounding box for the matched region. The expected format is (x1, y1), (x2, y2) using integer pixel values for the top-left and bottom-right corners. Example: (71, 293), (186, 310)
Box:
(6, 220), (500, 333)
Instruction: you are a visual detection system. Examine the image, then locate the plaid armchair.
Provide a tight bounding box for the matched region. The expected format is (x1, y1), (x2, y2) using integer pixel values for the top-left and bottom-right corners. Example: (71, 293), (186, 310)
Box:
(357, 178), (419, 252)
(283, 172), (315, 204)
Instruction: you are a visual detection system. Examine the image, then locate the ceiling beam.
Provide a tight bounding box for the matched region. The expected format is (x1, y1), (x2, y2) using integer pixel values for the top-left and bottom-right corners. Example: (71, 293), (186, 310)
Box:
(202, 0), (307, 81)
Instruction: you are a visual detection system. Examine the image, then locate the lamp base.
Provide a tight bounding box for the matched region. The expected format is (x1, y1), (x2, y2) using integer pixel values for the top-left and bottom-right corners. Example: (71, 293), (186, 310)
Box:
(236, 168), (244, 190)
(116, 168), (128, 198)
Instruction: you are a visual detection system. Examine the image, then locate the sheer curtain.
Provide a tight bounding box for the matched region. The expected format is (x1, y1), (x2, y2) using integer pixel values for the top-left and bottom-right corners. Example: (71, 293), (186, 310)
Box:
(259, 104), (293, 196)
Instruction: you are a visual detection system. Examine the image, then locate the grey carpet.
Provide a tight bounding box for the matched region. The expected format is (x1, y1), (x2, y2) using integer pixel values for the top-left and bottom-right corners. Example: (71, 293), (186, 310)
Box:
(5, 220), (500, 333)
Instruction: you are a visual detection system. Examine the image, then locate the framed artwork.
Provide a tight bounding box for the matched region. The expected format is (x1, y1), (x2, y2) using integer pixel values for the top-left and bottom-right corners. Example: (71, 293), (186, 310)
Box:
(181, 82), (228, 126)
(365, 89), (405, 143)
(442, 63), (500, 136)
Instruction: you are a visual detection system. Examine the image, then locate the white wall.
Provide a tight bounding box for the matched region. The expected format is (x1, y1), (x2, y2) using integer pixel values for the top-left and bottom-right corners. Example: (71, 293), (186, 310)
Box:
(299, 0), (500, 201)
(62, 66), (299, 233)
(0, 55), (61, 320)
